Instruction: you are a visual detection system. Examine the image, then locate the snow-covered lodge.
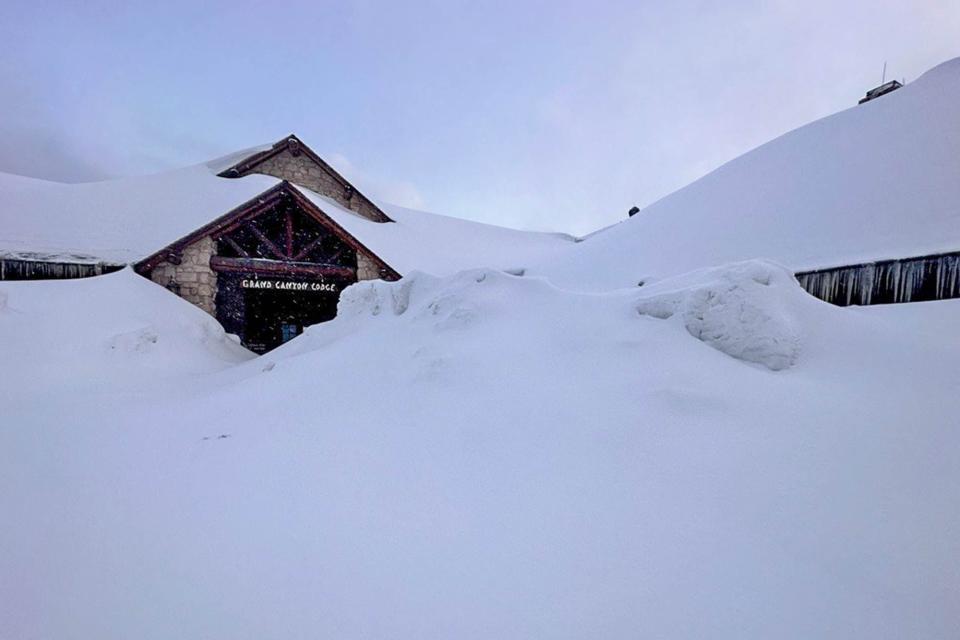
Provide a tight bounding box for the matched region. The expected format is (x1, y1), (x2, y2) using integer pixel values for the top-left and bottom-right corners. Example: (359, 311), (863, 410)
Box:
(0, 136), (406, 351)
(136, 137), (402, 352)
(0, 135), (569, 352)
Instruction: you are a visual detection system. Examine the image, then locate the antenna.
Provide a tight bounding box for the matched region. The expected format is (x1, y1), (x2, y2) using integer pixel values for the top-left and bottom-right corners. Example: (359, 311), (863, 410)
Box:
(881, 61), (887, 84)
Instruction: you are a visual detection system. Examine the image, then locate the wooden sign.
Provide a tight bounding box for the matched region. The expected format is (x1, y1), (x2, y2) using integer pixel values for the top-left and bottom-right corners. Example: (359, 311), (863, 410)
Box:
(240, 278), (339, 293)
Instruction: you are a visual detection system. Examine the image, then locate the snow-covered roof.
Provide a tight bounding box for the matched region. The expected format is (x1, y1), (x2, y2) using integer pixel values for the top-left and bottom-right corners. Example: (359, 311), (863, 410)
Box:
(0, 147), (573, 273)
(0, 161), (279, 264)
(296, 188), (573, 277)
(545, 57), (960, 289)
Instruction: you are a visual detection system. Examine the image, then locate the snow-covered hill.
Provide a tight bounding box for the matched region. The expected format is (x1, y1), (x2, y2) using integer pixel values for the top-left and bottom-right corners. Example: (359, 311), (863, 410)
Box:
(542, 58), (960, 289)
(3, 265), (960, 638)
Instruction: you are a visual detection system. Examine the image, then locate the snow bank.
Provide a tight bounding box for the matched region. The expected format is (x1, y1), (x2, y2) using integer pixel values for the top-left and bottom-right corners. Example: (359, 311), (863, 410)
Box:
(327, 262), (803, 373)
(0, 268), (251, 386)
(635, 261), (802, 370)
(3, 262), (960, 638)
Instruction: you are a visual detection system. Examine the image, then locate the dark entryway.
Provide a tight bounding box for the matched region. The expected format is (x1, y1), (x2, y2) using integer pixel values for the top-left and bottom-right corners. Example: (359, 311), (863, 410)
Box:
(242, 281), (339, 352)
(203, 186), (367, 353)
(215, 274), (350, 353)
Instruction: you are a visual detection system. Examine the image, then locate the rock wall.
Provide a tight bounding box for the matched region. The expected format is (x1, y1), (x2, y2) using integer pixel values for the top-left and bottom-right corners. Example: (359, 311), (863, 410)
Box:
(357, 253), (384, 281)
(148, 236), (218, 315)
(252, 149), (389, 223)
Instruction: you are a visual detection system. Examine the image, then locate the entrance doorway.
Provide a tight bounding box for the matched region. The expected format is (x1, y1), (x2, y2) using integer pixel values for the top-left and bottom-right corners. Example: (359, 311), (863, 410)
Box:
(215, 274), (348, 353)
(241, 284), (339, 352)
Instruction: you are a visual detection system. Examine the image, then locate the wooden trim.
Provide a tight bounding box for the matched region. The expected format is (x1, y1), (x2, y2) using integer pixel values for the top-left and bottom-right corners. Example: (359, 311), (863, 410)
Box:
(247, 221), (287, 259)
(285, 209), (294, 257)
(210, 256), (355, 279)
(216, 134), (393, 223)
(135, 185), (288, 273)
(136, 181), (402, 282)
(292, 234), (326, 262)
(286, 185), (402, 281)
(221, 234), (250, 258)
(215, 193), (285, 236)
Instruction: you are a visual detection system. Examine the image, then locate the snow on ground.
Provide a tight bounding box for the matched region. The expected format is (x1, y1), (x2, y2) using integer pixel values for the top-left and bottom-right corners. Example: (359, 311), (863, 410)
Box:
(543, 57), (960, 289)
(3, 264), (960, 639)
(0, 268), (250, 384)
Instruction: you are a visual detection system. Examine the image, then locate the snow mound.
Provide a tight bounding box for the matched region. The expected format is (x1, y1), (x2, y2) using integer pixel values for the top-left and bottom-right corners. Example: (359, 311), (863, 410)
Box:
(287, 263), (806, 376)
(338, 268), (530, 328)
(0, 269), (252, 385)
(636, 261), (802, 370)
(6, 261), (960, 638)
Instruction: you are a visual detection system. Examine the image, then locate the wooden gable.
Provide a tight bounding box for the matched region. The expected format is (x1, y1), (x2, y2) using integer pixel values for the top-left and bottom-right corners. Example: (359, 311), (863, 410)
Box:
(218, 135), (393, 224)
(135, 181), (400, 281)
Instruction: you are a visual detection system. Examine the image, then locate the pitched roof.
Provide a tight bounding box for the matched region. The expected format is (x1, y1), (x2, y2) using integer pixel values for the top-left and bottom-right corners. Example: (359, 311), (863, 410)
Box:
(0, 161), (280, 264)
(0, 147), (574, 274)
(217, 134), (392, 223)
(135, 181), (401, 281)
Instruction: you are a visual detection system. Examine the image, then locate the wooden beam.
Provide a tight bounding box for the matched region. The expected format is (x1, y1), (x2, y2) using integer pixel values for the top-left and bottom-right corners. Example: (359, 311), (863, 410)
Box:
(210, 256), (355, 279)
(137, 181), (401, 280)
(285, 208), (294, 257)
(135, 184), (287, 273)
(286, 187), (402, 281)
(247, 222), (287, 260)
(220, 234), (250, 258)
(292, 234), (326, 262)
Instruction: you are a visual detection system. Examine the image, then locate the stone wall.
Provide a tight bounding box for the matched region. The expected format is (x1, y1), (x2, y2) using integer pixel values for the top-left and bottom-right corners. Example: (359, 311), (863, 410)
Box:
(149, 236), (217, 315)
(357, 252), (384, 281)
(252, 149), (388, 223)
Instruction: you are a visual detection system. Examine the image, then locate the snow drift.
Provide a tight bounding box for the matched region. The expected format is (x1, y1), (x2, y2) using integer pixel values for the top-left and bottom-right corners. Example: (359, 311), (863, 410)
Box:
(635, 261), (802, 370)
(4, 263), (960, 638)
(330, 260), (803, 371)
(0, 268), (251, 385)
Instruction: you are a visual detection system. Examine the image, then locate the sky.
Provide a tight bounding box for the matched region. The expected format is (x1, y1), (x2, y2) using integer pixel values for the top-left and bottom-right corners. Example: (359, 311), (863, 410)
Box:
(0, 0), (958, 235)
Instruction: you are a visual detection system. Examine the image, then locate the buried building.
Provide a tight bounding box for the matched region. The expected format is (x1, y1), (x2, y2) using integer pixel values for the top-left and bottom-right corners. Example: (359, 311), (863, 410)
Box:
(134, 136), (402, 351)
(135, 179), (400, 353)
(0, 134), (571, 353)
(0, 136), (402, 352)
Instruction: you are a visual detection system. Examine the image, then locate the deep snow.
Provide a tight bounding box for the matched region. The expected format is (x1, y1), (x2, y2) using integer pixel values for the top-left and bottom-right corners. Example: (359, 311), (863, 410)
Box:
(5, 54), (960, 640)
(3, 266), (960, 639)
